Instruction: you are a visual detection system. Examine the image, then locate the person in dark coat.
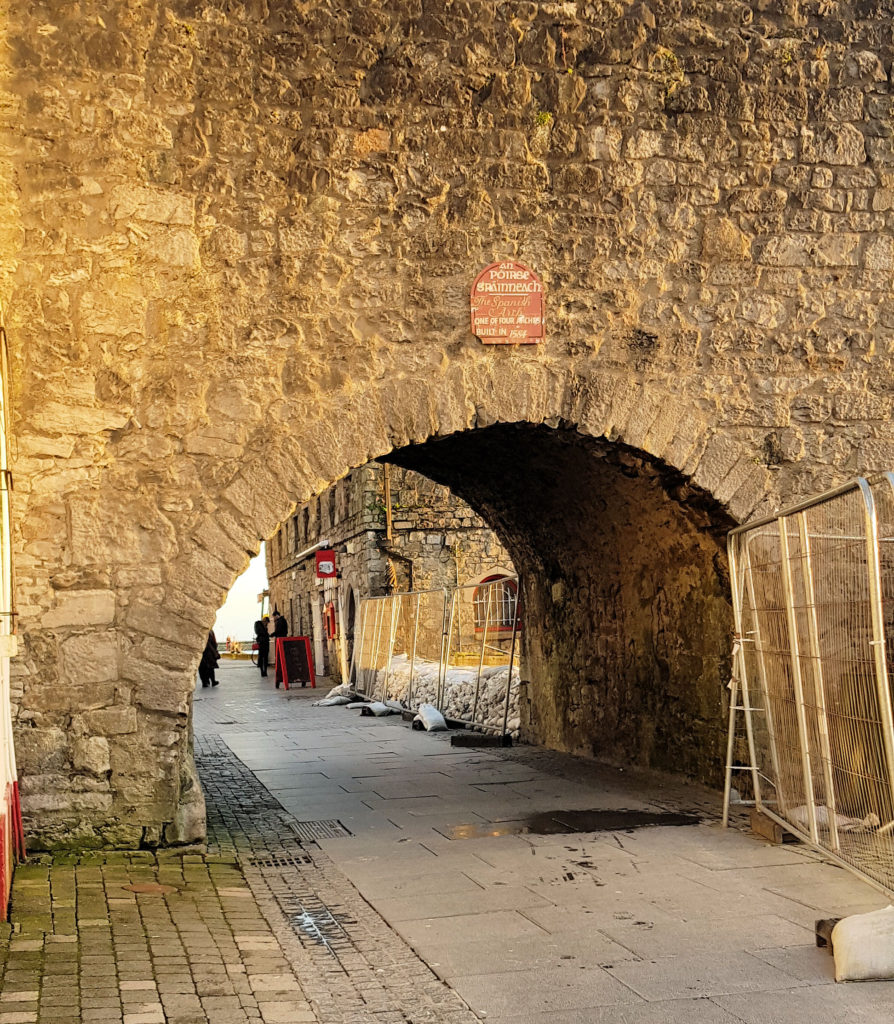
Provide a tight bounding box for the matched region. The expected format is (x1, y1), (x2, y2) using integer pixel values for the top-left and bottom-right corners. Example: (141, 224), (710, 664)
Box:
(271, 610), (289, 688)
(254, 616), (270, 677)
(199, 630), (220, 688)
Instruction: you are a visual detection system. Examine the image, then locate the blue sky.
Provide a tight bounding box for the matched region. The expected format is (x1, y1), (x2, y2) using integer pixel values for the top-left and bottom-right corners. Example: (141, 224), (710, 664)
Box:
(213, 543), (268, 643)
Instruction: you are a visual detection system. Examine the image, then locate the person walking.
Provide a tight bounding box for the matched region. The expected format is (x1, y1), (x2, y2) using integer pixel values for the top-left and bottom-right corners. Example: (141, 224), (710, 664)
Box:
(199, 630), (220, 688)
(254, 616), (270, 678)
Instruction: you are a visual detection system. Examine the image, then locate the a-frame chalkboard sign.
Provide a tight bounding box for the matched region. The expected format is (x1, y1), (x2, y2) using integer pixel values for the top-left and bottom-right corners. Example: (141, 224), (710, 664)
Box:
(274, 636), (316, 690)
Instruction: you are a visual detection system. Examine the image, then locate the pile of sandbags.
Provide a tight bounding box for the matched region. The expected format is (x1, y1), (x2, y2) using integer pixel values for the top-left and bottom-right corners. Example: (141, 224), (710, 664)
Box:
(312, 682), (358, 707)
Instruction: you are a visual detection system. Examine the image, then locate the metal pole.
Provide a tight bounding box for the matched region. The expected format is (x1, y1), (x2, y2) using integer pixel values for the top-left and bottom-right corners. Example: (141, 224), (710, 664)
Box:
(778, 516), (819, 845)
(348, 600), (364, 688)
(440, 589), (456, 713)
(858, 478), (894, 827)
(798, 511), (840, 852)
(407, 591), (421, 710)
(336, 588), (349, 685)
(383, 464), (393, 542)
(721, 665), (741, 829)
(472, 586), (493, 727)
(501, 583), (521, 738)
(0, 323), (21, 864)
(742, 530), (784, 805)
(370, 599), (384, 697)
(380, 596), (399, 702)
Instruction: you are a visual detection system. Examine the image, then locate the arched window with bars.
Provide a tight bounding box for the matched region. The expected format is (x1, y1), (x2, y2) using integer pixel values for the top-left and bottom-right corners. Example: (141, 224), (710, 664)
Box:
(473, 575), (520, 634)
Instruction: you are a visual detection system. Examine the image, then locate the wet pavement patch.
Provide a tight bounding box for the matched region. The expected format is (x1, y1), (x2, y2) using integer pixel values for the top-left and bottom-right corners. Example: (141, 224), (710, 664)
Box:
(439, 808), (701, 840)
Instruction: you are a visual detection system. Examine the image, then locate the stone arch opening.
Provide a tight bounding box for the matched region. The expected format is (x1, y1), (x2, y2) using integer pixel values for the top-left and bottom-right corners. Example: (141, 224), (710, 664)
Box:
(381, 422), (736, 777)
(209, 420), (734, 793)
(19, 359), (768, 850)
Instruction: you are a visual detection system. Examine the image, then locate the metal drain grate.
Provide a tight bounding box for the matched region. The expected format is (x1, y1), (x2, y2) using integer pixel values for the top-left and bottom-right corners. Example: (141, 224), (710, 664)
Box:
(244, 851), (315, 869)
(290, 905), (350, 949)
(283, 893), (357, 964)
(290, 819), (353, 841)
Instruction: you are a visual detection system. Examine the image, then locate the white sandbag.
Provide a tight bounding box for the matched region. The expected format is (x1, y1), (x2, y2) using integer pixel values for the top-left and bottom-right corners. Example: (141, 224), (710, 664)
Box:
(384, 698), (405, 711)
(789, 805), (880, 832)
(346, 701), (369, 709)
(414, 703), (447, 732)
(313, 695), (352, 706)
(325, 683), (355, 698)
(361, 701), (394, 717)
(832, 905), (894, 982)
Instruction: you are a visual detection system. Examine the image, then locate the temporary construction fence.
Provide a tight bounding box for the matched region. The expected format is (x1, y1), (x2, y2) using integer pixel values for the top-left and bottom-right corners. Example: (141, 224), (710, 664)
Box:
(724, 474), (894, 897)
(351, 576), (521, 736)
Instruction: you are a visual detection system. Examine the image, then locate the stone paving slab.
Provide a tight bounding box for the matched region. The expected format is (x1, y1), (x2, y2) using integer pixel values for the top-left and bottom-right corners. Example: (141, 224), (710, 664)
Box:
(371, 885), (553, 923)
(713, 982), (894, 1024)
(455, 963), (641, 1016)
(604, 950), (813, 1002)
(483, 999), (746, 1024)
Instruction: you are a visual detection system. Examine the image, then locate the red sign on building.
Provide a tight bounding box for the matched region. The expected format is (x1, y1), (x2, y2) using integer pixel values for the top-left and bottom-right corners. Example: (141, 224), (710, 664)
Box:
(471, 261), (544, 344)
(315, 549), (337, 578)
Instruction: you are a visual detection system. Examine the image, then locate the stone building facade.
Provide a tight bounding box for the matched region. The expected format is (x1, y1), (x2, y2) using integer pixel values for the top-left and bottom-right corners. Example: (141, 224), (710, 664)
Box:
(265, 463), (514, 682)
(3, 1), (894, 847)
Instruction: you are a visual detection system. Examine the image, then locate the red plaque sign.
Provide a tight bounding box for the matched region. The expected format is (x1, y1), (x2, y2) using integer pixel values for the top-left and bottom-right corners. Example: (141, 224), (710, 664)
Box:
(471, 261), (544, 344)
(315, 549), (337, 578)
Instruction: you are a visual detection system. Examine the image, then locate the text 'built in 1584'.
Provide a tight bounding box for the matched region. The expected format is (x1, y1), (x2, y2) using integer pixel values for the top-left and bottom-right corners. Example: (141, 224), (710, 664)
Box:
(471, 261), (544, 345)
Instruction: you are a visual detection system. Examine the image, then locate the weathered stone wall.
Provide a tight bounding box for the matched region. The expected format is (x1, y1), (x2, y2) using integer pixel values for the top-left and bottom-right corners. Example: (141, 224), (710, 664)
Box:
(3, 0), (894, 845)
(266, 463), (513, 680)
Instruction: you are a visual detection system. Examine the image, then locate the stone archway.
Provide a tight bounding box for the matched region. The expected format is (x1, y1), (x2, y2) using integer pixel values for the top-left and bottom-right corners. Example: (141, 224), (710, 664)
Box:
(7, 0), (894, 850)
(16, 360), (766, 849)
(385, 421), (739, 775)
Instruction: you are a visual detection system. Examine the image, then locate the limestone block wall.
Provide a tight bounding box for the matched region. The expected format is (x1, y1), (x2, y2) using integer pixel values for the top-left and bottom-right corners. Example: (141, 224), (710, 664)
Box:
(1, 0), (894, 845)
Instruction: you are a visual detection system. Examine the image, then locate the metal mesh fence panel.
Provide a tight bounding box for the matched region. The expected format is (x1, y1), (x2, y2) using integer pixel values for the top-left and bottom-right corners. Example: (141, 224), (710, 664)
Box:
(353, 597), (391, 697)
(729, 476), (894, 896)
(376, 591), (422, 704)
(404, 589), (449, 711)
(352, 579), (520, 735)
(441, 578), (520, 732)
(354, 591), (446, 706)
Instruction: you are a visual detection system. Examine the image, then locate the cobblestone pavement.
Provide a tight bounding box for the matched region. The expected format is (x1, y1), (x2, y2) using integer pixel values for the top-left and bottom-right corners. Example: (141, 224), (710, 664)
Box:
(0, 660), (479, 1024)
(0, 851), (315, 1024)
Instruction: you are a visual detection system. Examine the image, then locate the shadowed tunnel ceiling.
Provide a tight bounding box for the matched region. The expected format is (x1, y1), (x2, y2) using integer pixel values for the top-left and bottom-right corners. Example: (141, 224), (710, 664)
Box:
(386, 423), (737, 780)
